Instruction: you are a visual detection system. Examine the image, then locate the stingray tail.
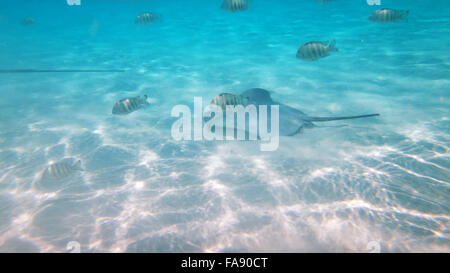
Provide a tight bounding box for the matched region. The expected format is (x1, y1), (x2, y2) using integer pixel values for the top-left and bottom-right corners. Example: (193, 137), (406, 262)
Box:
(305, 113), (380, 122)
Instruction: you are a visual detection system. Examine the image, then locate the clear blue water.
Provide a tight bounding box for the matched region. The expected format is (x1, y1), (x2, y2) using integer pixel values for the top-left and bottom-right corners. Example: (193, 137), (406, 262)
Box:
(0, 0), (448, 252)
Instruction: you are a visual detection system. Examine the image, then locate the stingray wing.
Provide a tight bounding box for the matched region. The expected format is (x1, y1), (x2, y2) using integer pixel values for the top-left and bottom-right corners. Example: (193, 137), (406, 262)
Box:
(241, 88), (312, 136)
(277, 104), (312, 136)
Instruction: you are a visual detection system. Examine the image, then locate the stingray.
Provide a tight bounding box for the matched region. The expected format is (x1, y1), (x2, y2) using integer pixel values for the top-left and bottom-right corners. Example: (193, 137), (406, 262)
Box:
(240, 88), (380, 136)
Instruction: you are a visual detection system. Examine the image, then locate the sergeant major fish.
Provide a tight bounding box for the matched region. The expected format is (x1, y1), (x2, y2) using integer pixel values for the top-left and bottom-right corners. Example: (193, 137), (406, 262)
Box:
(210, 93), (249, 110)
(46, 160), (83, 180)
(221, 0), (249, 12)
(112, 95), (149, 115)
(135, 12), (160, 25)
(296, 40), (338, 61)
(369, 9), (409, 23)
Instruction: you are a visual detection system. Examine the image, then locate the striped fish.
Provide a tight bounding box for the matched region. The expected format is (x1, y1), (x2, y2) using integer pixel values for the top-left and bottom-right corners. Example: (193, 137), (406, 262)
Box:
(135, 12), (160, 25)
(47, 160), (83, 180)
(210, 93), (249, 110)
(296, 40), (338, 61)
(221, 0), (249, 12)
(112, 95), (149, 115)
(369, 9), (409, 23)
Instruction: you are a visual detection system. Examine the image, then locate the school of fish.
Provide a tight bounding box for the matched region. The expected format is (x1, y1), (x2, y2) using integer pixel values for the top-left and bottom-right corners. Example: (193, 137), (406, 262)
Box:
(21, 2), (412, 182)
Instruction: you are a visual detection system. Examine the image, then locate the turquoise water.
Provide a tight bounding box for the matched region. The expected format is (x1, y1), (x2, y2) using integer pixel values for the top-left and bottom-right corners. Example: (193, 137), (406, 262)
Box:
(0, 0), (448, 252)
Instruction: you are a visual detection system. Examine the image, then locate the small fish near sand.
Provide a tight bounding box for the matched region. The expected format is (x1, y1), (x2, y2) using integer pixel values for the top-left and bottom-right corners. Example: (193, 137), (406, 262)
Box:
(221, 0), (249, 12)
(112, 95), (149, 115)
(135, 12), (160, 25)
(296, 40), (338, 61)
(210, 93), (249, 110)
(369, 9), (409, 24)
(45, 159), (83, 180)
(21, 17), (35, 26)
